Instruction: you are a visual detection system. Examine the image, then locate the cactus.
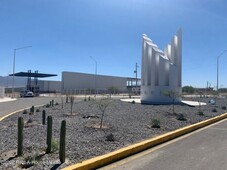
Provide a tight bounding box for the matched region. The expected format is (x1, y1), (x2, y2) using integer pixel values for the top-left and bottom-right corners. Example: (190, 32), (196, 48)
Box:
(30, 106), (34, 114)
(52, 100), (54, 107)
(59, 120), (66, 163)
(70, 96), (74, 115)
(46, 116), (52, 153)
(18, 117), (24, 156)
(42, 110), (46, 125)
(66, 96), (68, 103)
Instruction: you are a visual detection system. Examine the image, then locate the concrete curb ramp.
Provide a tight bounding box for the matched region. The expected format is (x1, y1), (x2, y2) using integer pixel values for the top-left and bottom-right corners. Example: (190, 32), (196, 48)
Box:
(63, 112), (227, 170)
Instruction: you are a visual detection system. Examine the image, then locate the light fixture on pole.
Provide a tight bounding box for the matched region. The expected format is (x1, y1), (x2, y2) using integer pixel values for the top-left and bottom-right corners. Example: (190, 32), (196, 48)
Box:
(12, 46), (32, 98)
(89, 56), (97, 96)
(216, 49), (227, 92)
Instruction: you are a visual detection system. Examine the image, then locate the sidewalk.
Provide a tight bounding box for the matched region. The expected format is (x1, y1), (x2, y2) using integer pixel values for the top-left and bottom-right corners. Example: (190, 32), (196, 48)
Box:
(0, 97), (16, 103)
(100, 118), (227, 170)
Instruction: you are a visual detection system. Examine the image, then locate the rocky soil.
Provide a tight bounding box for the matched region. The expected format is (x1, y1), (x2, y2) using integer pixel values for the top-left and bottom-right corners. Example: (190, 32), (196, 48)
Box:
(0, 97), (226, 170)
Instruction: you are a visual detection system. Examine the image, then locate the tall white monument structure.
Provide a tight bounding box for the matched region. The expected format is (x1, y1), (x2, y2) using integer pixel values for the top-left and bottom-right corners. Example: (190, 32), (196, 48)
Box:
(141, 29), (182, 104)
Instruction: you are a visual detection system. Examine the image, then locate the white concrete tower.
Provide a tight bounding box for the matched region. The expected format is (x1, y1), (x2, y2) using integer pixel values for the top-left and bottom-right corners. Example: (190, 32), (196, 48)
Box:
(141, 29), (182, 104)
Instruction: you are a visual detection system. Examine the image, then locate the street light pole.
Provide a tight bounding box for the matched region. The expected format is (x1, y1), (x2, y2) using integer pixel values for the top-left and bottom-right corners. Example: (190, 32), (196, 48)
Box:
(216, 49), (227, 92)
(134, 62), (139, 95)
(12, 46), (32, 98)
(90, 56), (97, 96)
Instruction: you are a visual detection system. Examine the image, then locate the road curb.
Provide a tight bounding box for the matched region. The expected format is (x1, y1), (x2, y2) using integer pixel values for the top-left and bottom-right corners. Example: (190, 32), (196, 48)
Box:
(0, 104), (45, 121)
(62, 112), (227, 170)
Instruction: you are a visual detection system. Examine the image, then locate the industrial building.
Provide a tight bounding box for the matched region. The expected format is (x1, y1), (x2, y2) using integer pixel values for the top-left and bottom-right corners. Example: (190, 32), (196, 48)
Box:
(1, 71), (140, 95)
(61, 71), (139, 94)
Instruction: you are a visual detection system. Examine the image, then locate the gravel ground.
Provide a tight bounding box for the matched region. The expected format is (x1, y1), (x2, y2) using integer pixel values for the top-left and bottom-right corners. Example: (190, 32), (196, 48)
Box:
(0, 97), (227, 170)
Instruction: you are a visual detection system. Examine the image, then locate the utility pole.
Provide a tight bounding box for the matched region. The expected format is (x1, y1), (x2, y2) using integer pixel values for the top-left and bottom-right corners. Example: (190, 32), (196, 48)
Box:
(134, 62), (139, 95)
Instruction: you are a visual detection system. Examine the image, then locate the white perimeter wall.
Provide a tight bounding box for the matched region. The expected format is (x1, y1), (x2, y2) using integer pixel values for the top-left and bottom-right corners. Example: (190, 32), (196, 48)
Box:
(0, 87), (5, 98)
(38, 80), (62, 92)
(62, 72), (128, 92)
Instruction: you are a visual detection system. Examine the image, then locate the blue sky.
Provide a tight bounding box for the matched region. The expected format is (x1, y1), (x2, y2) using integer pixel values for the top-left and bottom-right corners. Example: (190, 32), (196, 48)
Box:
(1, 0), (227, 88)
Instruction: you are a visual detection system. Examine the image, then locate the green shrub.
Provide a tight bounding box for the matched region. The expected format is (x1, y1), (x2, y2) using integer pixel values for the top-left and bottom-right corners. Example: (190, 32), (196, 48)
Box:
(23, 110), (28, 114)
(198, 111), (204, 116)
(51, 139), (59, 153)
(177, 114), (187, 121)
(106, 133), (115, 142)
(131, 100), (135, 104)
(212, 108), (217, 112)
(151, 119), (161, 128)
(36, 109), (40, 112)
(30, 106), (35, 113)
(20, 153), (40, 168)
(46, 104), (50, 108)
(55, 102), (59, 106)
(221, 106), (226, 110)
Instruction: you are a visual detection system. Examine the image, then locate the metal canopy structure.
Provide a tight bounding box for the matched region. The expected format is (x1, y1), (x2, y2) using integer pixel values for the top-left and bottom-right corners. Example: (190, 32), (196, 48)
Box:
(9, 70), (57, 94)
(9, 72), (57, 78)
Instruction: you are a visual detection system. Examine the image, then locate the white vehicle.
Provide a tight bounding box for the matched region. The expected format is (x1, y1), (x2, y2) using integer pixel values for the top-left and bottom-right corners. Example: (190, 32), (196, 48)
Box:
(20, 90), (34, 97)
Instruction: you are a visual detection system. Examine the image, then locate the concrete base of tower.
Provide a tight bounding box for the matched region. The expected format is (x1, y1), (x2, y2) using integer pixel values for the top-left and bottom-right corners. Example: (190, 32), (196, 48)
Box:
(140, 86), (182, 105)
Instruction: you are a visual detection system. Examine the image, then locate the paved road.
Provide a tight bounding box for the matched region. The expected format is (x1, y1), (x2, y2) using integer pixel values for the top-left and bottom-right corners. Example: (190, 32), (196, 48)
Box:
(0, 97), (61, 118)
(100, 119), (227, 170)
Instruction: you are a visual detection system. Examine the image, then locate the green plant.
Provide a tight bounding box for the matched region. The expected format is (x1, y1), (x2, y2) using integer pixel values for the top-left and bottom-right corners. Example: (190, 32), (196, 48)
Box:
(18, 117), (24, 156)
(30, 106), (35, 114)
(70, 96), (75, 115)
(22, 110), (28, 114)
(107, 86), (119, 94)
(36, 108), (40, 112)
(198, 111), (204, 116)
(21, 153), (40, 168)
(46, 104), (50, 108)
(106, 133), (115, 142)
(51, 139), (59, 153)
(131, 100), (135, 104)
(94, 98), (111, 129)
(66, 96), (69, 103)
(151, 119), (161, 128)
(177, 114), (187, 121)
(55, 102), (59, 106)
(212, 108), (217, 112)
(59, 120), (66, 163)
(221, 106), (226, 110)
(52, 100), (54, 107)
(162, 90), (180, 115)
(182, 86), (195, 94)
(46, 116), (53, 153)
(42, 110), (46, 125)
(50, 101), (52, 107)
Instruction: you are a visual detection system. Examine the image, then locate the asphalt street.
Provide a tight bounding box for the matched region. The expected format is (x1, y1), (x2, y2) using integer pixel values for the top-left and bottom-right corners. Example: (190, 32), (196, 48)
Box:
(0, 97), (61, 118)
(100, 119), (227, 170)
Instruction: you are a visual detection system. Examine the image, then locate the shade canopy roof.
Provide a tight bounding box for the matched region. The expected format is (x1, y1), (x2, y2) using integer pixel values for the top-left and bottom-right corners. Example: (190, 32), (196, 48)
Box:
(9, 72), (57, 78)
